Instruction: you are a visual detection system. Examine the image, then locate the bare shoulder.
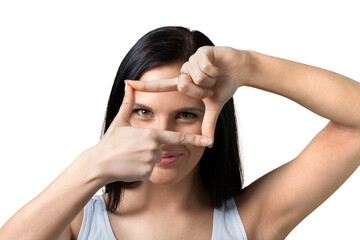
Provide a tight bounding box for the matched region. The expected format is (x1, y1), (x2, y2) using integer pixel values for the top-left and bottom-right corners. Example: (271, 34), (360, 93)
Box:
(70, 208), (84, 239)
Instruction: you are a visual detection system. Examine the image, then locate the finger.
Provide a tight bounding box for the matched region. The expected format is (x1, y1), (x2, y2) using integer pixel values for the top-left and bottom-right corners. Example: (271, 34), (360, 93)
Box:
(126, 78), (178, 92)
(201, 102), (223, 143)
(188, 56), (216, 87)
(154, 129), (213, 147)
(177, 72), (214, 99)
(196, 46), (220, 78)
(113, 82), (135, 126)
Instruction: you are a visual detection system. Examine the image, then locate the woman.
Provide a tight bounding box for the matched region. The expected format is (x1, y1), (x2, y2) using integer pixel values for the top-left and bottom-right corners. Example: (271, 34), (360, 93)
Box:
(0, 26), (359, 239)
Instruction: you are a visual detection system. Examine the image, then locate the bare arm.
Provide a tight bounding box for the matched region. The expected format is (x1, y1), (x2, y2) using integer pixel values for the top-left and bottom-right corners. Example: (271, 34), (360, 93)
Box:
(246, 51), (360, 129)
(90, 46), (360, 238)
(0, 150), (103, 240)
(237, 51), (360, 239)
(0, 84), (211, 240)
(133, 47), (360, 238)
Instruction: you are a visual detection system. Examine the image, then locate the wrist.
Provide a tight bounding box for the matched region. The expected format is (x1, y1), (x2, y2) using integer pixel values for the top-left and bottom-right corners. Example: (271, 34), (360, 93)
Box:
(239, 49), (259, 87)
(72, 147), (107, 189)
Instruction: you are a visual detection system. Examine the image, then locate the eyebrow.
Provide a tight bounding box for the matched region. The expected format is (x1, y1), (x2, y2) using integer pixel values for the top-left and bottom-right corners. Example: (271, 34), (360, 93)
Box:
(133, 103), (205, 113)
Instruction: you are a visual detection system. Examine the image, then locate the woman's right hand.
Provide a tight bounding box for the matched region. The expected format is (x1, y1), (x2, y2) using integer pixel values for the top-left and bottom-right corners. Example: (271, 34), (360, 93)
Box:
(86, 83), (212, 184)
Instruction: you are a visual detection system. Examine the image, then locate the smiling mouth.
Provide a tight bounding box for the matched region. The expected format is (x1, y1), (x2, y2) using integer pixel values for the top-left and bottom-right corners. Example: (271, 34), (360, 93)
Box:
(157, 153), (183, 165)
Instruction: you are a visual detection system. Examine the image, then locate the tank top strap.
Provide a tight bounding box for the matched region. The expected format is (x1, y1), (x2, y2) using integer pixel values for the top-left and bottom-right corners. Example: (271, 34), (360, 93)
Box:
(78, 195), (117, 240)
(211, 197), (247, 240)
(79, 195), (247, 239)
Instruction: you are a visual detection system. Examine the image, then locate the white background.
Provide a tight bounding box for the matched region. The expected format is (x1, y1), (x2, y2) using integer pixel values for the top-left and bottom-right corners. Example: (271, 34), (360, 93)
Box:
(0, 0), (359, 239)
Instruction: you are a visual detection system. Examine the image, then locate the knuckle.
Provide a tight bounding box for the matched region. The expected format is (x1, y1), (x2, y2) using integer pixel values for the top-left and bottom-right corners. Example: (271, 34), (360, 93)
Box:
(201, 62), (213, 73)
(189, 55), (196, 62)
(154, 81), (161, 91)
(148, 141), (159, 151)
(198, 46), (210, 53)
(122, 94), (131, 104)
(175, 132), (186, 143)
(140, 165), (153, 180)
(192, 73), (203, 85)
(181, 62), (189, 72)
(196, 90), (206, 99)
(178, 82), (188, 92)
(143, 152), (154, 163)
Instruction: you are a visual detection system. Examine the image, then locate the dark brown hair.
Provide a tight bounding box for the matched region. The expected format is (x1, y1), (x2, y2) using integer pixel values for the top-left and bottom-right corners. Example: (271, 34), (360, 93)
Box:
(101, 26), (244, 212)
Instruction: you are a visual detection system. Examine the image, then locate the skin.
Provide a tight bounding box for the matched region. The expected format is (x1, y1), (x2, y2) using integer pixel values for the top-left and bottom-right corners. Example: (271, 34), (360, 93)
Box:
(1, 46), (359, 240)
(0, 66), (211, 240)
(131, 65), (207, 186)
(104, 65), (214, 240)
(129, 47), (360, 239)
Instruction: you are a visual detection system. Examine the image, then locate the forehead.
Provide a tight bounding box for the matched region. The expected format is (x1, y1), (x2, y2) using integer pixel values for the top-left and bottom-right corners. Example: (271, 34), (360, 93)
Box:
(140, 64), (181, 82)
(135, 65), (205, 110)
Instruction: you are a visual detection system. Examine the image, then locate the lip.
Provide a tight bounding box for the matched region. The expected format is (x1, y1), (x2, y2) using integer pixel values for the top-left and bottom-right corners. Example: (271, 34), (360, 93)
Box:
(157, 152), (183, 166)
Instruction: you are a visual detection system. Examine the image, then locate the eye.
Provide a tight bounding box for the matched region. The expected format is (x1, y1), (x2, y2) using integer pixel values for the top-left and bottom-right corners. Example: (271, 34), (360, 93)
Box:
(177, 112), (198, 119)
(132, 109), (153, 118)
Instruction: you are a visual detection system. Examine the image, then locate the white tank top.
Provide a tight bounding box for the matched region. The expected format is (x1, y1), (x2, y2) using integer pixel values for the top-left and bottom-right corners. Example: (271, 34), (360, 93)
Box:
(78, 195), (247, 240)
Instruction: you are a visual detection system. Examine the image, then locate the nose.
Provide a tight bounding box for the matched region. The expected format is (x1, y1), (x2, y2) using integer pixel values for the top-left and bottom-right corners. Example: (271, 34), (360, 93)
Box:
(155, 117), (176, 149)
(155, 116), (174, 132)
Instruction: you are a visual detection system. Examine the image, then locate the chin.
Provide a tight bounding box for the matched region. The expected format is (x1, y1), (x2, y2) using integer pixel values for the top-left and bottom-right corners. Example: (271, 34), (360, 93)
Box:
(148, 169), (182, 185)
(148, 163), (200, 186)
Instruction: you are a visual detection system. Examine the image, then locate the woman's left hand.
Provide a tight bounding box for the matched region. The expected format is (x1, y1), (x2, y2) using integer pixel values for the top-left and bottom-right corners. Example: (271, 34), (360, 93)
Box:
(127, 46), (252, 142)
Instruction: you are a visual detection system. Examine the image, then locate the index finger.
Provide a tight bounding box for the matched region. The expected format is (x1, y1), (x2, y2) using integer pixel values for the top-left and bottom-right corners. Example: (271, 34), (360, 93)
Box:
(128, 77), (213, 99)
(126, 78), (178, 92)
(153, 129), (213, 147)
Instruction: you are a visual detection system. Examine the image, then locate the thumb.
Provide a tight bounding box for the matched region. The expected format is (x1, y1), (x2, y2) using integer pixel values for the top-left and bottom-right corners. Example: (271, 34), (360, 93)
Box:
(201, 102), (223, 145)
(112, 82), (135, 127)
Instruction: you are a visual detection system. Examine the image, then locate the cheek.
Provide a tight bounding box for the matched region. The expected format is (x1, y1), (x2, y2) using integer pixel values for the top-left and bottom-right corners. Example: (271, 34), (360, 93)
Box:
(129, 117), (144, 128)
(175, 121), (203, 135)
(183, 122), (206, 163)
(129, 116), (155, 129)
(186, 145), (206, 164)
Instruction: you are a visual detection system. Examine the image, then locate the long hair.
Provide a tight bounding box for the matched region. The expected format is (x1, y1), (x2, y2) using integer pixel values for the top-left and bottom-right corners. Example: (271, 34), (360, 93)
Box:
(101, 26), (244, 212)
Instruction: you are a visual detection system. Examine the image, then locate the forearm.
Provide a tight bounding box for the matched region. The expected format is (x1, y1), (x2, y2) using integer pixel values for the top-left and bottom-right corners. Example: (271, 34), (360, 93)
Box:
(244, 50), (360, 129)
(0, 149), (103, 240)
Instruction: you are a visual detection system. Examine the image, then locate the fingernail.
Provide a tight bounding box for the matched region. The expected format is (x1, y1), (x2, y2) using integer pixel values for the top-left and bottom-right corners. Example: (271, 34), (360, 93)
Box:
(200, 137), (208, 146)
(200, 137), (213, 146)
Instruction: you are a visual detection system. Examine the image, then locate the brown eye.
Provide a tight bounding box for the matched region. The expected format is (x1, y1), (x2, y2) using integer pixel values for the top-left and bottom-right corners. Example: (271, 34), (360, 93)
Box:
(132, 109), (153, 117)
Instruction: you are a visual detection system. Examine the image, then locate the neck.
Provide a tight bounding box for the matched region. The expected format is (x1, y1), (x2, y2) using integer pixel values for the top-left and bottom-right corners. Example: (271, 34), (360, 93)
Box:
(112, 167), (211, 215)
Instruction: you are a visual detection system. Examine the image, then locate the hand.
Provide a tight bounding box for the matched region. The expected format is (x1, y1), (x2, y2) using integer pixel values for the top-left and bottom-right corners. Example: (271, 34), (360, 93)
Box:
(87, 83), (212, 184)
(127, 46), (251, 141)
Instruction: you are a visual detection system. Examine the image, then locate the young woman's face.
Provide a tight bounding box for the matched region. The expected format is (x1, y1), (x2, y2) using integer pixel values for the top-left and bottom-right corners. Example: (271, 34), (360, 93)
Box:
(129, 64), (206, 185)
